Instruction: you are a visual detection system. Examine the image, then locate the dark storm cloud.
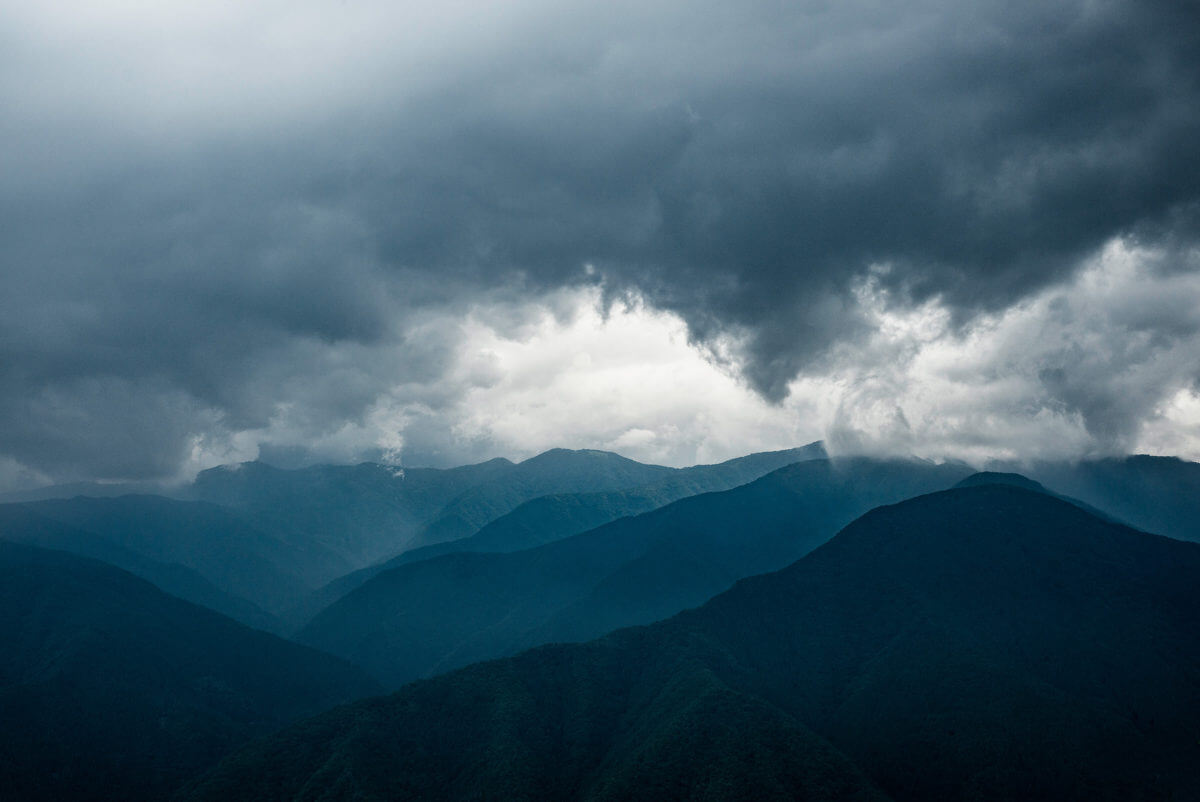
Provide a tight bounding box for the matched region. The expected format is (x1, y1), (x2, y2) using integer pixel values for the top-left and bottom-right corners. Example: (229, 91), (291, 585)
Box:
(306, 0), (1200, 401)
(2, 0), (1199, 482)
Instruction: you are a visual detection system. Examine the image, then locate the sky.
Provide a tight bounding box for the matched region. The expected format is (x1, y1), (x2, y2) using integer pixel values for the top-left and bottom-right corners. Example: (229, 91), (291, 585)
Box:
(1, 0), (1199, 490)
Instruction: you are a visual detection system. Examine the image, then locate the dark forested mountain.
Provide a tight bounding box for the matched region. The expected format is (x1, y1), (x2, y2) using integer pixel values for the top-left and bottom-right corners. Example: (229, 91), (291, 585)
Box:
(182, 483), (1200, 801)
(292, 444), (828, 625)
(953, 470), (1049, 492)
(7, 495), (312, 616)
(0, 542), (380, 802)
(298, 457), (971, 687)
(953, 471), (1120, 522)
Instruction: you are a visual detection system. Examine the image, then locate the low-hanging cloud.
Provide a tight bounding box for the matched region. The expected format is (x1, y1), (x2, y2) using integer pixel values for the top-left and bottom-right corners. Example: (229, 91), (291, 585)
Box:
(817, 238), (1200, 462)
(1, 0), (1198, 486)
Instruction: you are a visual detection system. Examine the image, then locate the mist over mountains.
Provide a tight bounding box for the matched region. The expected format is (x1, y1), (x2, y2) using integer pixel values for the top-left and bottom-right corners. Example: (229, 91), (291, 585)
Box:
(1, 447), (826, 623)
(296, 456), (970, 687)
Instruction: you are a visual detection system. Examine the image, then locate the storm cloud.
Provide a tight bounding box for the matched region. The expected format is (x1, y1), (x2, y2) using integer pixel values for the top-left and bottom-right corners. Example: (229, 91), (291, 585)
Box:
(2, 0), (1199, 486)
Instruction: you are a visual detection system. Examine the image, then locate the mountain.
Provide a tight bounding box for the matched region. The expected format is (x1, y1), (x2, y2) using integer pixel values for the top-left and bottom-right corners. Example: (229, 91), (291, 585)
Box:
(1, 447), (826, 603)
(1027, 454), (1200, 543)
(0, 541), (381, 802)
(7, 495), (312, 616)
(184, 458), (517, 582)
(182, 483), (1200, 801)
(401, 444), (829, 563)
(291, 444), (828, 625)
(410, 448), (679, 548)
(298, 457), (971, 687)
(0, 479), (166, 504)
(953, 470), (1048, 492)
(0, 504), (278, 631)
(182, 449), (687, 587)
(953, 471), (1120, 523)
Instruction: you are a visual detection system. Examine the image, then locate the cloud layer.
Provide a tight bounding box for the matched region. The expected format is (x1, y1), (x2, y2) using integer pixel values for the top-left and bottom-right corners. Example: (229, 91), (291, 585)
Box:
(1, 0), (1198, 487)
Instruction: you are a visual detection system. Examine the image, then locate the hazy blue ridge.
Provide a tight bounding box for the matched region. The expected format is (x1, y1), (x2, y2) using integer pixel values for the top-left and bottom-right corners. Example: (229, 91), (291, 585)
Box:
(409, 448), (681, 548)
(1, 495), (311, 617)
(297, 456), (971, 687)
(287, 443), (826, 627)
(405, 443), (829, 562)
(1026, 455), (1200, 543)
(183, 457), (518, 581)
(0, 504), (280, 632)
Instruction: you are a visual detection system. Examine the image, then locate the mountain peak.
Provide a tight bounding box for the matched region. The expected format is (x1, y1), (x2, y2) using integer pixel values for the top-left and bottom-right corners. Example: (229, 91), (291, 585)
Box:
(792, 483), (1148, 585)
(953, 471), (1047, 493)
(522, 447), (627, 461)
(517, 448), (651, 470)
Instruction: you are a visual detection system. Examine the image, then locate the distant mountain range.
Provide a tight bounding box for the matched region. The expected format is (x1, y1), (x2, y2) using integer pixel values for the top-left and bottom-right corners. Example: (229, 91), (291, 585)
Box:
(3, 495), (311, 617)
(183, 482), (1200, 801)
(401, 443), (829, 560)
(0, 503), (282, 631)
(407, 448), (682, 548)
(1, 446), (827, 628)
(4, 449), (1199, 641)
(289, 443), (828, 626)
(297, 457), (971, 687)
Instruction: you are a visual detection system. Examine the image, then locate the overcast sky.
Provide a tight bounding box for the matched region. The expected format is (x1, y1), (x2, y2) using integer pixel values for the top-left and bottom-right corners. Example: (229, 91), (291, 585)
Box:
(2, 0), (1199, 489)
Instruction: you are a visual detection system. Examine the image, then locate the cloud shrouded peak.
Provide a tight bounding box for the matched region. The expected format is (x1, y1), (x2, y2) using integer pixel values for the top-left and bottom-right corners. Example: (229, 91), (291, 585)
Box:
(1, 0), (1198, 488)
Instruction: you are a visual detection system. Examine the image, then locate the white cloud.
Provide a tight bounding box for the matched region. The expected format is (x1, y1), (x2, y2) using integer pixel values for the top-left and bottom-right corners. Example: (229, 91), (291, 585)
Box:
(804, 237), (1200, 463)
(431, 289), (819, 466)
(0, 456), (51, 494)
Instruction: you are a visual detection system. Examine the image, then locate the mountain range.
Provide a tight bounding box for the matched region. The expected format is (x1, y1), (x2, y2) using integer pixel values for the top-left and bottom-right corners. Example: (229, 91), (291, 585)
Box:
(1, 447), (1199, 800)
(183, 482), (1200, 801)
(289, 443), (828, 625)
(1, 447), (828, 630)
(297, 457), (972, 687)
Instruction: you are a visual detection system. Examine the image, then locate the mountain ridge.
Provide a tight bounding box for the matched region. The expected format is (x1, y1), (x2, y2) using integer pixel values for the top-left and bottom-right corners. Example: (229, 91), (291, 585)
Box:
(297, 456), (971, 687)
(289, 444), (828, 625)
